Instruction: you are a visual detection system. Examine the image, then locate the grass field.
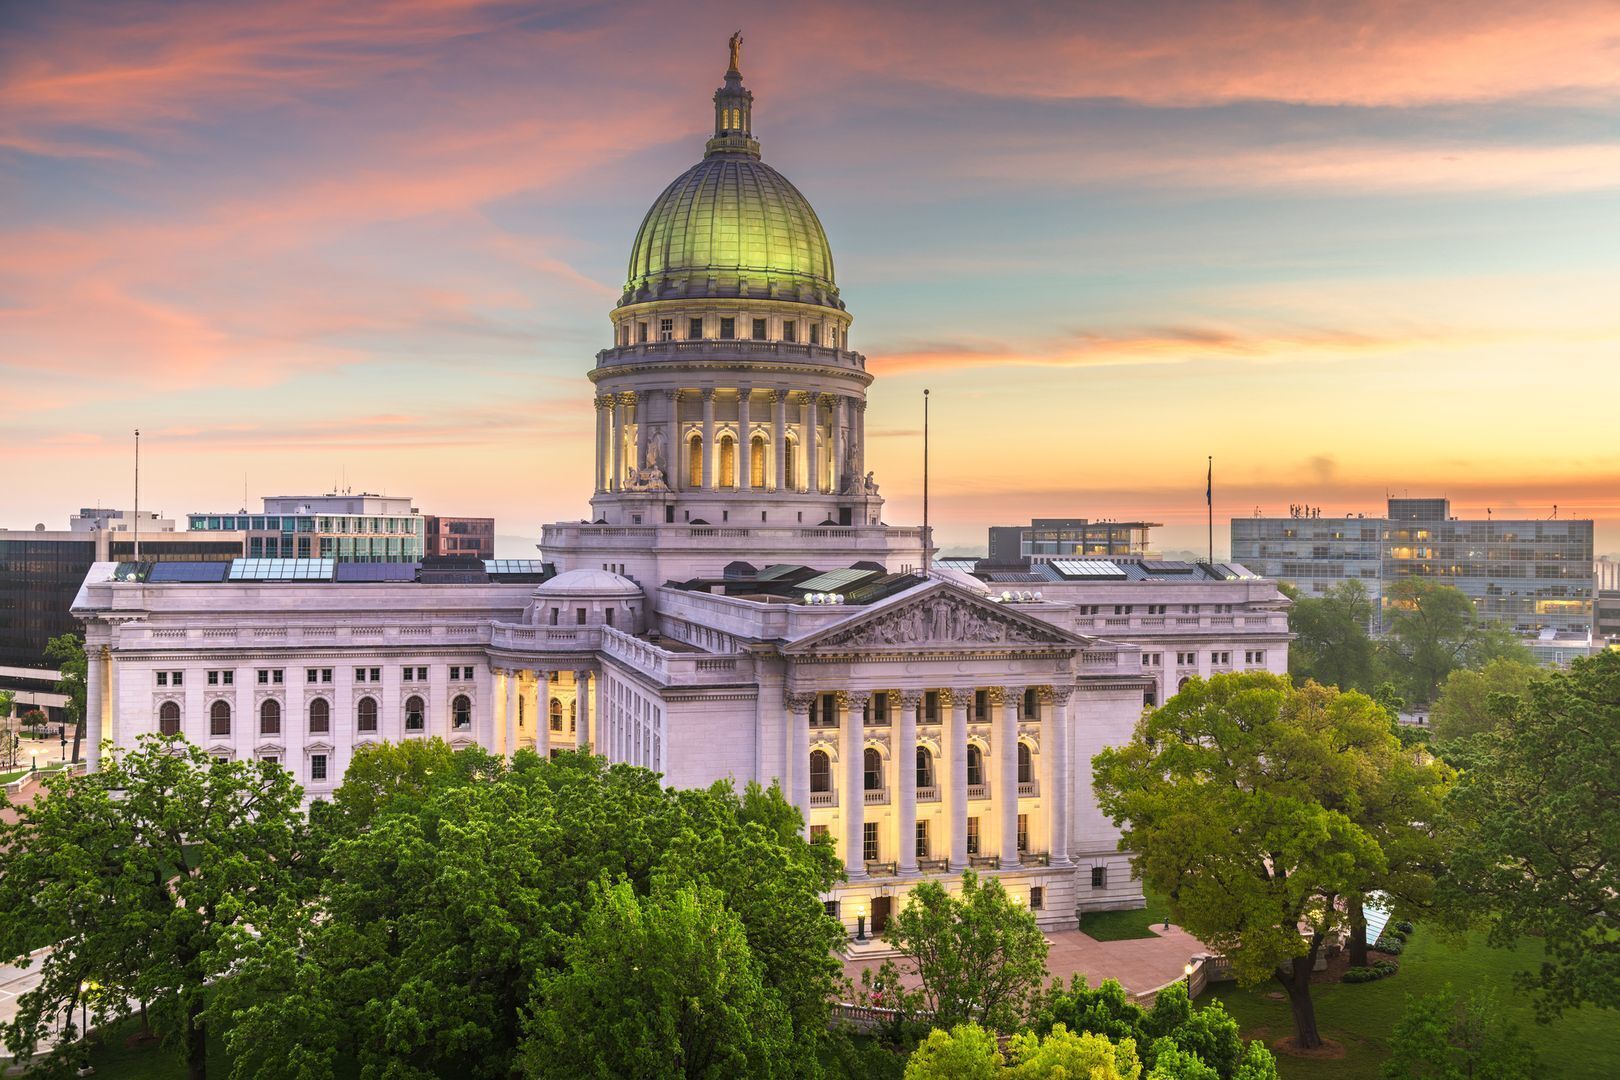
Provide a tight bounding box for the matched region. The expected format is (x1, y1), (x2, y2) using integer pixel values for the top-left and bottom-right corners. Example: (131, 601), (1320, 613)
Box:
(1205, 929), (1620, 1080)
(1077, 885), (1171, 941)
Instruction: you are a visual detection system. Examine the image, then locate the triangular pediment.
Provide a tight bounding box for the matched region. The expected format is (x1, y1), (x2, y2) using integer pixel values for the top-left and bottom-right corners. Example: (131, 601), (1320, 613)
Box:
(786, 581), (1083, 653)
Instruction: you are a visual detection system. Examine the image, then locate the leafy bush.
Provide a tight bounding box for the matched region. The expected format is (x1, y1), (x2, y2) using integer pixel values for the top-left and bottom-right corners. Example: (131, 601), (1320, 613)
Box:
(1383, 928), (1407, 943)
(1343, 962), (1398, 984)
(1375, 936), (1406, 955)
(1394, 919), (1414, 935)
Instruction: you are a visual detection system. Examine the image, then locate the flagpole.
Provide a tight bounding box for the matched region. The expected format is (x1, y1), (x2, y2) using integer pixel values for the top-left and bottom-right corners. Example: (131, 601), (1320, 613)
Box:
(1206, 455), (1213, 565)
(922, 389), (931, 575)
(134, 429), (141, 564)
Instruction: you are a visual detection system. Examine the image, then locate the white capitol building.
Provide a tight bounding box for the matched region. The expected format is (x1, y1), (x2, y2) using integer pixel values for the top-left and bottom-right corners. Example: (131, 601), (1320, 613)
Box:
(74, 48), (1290, 931)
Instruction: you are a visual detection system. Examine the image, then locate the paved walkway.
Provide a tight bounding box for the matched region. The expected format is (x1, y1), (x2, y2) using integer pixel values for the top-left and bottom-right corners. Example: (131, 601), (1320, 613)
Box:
(844, 923), (1208, 998)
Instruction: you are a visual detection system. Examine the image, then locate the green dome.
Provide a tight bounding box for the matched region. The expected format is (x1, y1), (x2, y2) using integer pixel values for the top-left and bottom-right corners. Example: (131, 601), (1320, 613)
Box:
(622, 155), (841, 309)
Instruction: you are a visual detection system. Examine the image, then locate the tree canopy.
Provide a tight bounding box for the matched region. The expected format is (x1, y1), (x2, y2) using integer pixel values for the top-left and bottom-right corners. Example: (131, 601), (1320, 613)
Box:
(1283, 580), (1377, 692)
(0, 736), (312, 1080)
(1379, 580), (1528, 703)
(1428, 657), (1537, 744)
(1437, 650), (1620, 1017)
(42, 632), (86, 762)
(1382, 987), (1536, 1080)
(1093, 673), (1447, 1049)
(882, 870), (1050, 1033)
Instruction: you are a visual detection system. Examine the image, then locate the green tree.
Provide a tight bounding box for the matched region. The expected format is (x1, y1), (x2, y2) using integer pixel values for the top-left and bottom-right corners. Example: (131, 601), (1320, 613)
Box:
(1093, 675), (1410, 1049)
(904, 1023), (1003, 1080)
(884, 870), (1049, 1033)
(0, 690), (16, 769)
(1382, 987), (1536, 1079)
(1030, 978), (1276, 1079)
(1379, 580), (1529, 703)
(42, 632), (86, 763)
(0, 735), (311, 1080)
(1428, 657), (1536, 743)
(1283, 580), (1377, 692)
(522, 879), (793, 1079)
(219, 746), (841, 1078)
(1437, 650), (1620, 1016)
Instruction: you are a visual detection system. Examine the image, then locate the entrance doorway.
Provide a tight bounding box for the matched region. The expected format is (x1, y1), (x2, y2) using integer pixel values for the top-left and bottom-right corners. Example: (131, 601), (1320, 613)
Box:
(870, 895), (893, 935)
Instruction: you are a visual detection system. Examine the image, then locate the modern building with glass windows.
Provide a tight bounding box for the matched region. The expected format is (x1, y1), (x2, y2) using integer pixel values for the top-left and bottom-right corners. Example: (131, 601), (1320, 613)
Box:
(1232, 497), (1594, 644)
(189, 494), (425, 562)
(986, 519), (1160, 567)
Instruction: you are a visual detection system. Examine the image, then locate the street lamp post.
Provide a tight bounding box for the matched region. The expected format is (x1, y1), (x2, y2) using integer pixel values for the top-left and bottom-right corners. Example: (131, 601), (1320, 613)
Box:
(1183, 960), (1195, 996)
(854, 901), (868, 943)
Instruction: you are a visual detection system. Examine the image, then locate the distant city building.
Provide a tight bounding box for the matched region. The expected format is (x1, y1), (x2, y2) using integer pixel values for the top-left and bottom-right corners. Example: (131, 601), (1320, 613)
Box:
(188, 494), (424, 562)
(1232, 498), (1594, 646)
(1596, 558), (1620, 648)
(426, 516), (495, 560)
(0, 515), (246, 720)
(987, 519), (1159, 566)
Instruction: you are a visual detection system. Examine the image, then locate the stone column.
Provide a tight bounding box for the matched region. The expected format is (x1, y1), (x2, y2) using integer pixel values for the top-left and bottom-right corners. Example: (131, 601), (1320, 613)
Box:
(737, 386), (752, 489)
(609, 396), (623, 492)
(771, 390), (787, 491)
(805, 393), (820, 495)
(830, 395), (845, 494)
(854, 399), (867, 484)
(594, 396), (610, 492)
(668, 390), (683, 493)
(625, 392), (642, 475)
(85, 644), (106, 772)
(898, 690), (921, 873)
(574, 670), (591, 751)
(701, 390), (716, 491)
(1048, 685), (1073, 867)
(996, 686), (1022, 869)
(842, 690), (866, 879)
(947, 687), (970, 870)
(505, 670), (520, 758)
(786, 692), (814, 835)
(492, 668), (507, 756)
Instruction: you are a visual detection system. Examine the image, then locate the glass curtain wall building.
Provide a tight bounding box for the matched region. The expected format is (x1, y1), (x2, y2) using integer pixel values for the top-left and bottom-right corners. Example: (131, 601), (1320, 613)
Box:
(189, 494), (425, 563)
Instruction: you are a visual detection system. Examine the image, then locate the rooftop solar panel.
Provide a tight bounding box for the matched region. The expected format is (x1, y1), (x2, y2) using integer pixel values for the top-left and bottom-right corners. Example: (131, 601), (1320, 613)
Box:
(754, 563), (811, 581)
(1139, 560), (1196, 574)
(227, 558), (335, 581)
(797, 567), (882, 593)
(484, 560), (546, 575)
(935, 557), (981, 571)
(149, 561), (230, 583)
(1048, 559), (1127, 580)
(844, 573), (924, 605)
(335, 561), (419, 582)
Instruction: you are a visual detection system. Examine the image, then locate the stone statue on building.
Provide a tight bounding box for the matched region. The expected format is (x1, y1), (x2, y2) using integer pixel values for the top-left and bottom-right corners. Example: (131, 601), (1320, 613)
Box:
(728, 31), (743, 73)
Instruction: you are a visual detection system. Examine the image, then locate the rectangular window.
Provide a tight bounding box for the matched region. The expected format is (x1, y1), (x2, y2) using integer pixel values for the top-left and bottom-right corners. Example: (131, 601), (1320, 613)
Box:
(659, 318), (673, 342)
(719, 317), (735, 339)
(974, 689), (987, 721)
(752, 318), (767, 340)
(310, 754), (328, 782)
(823, 898), (839, 919)
(403, 667), (413, 681)
(576, 607), (587, 625)
(1091, 865), (1108, 889)
(272, 669), (282, 684)
(370, 668), (380, 682)
(783, 319), (796, 342)
(915, 820), (929, 860)
(307, 668), (318, 684)
(1017, 813), (1029, 853)
(966, 817), (980, 855)
(810, 824), (830, 845)
(416, 667), (427, 681)
(321, 668), (332, 683)
(258, 670), (269, 685)
(863, 821), (879, 863)
(156, 671), (168, 686)
(809, 323), (821, 345)
(207, 671), (218, 685)
(1030, 886), (1044, 911)
(355, 668), (367, 682)
(223, 671), (233, 686)
(636, 321), (649, 343)
(689, 317), (703, 339)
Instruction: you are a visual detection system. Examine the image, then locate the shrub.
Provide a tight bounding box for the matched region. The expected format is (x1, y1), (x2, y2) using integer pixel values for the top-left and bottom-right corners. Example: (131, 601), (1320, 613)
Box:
(1394, 920), (1414, 935)
(1343, 962), (1398, 984)
(1375, 936), (1406, 955)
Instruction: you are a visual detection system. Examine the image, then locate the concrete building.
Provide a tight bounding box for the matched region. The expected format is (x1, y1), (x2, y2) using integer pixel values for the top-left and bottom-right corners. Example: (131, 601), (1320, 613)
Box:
(73, 46), (1290, 932)
(1232, 499), (1594, 644)
(426, 516), (495, 560)
(188, 494), (425, 562)
(986, 519), (1159, 567)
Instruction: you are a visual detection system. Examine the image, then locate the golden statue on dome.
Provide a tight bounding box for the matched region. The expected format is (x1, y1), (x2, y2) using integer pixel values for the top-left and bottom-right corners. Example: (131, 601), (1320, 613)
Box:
(728, 31), (743, 74)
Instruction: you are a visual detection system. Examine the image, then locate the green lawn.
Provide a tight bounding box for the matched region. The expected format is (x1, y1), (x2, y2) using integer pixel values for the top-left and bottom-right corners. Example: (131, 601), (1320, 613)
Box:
(1204, 930), (1620, 1079)
(1077, 885), (1171, 941)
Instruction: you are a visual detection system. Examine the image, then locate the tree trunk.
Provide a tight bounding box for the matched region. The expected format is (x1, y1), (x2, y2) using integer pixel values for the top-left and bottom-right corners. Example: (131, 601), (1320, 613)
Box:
(1348, 896), (1368, 968)
(71, 716), (84, 765)
(1276, 954), (1323, 1049)
(185, 997), (207, 1080)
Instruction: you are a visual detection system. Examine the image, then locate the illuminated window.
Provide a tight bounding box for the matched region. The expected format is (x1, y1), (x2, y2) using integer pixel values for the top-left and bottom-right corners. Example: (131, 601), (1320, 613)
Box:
(1018, 743), (1033, 784)
(688, 434), (703, 487)
(750, 435), (766, 489)
(966, 817), (980, 854)
(452, 695), (471, 729)
(659, 318), (673, 341)
(809, 749), (831, 792)
(1017, 813), (1029, 852)
(404, 695), (425, 732)
(864, 747), (882, 790)
(863, 821), (879, 862)
(915, 820), (929, 859)
(719, 435), (736, 488)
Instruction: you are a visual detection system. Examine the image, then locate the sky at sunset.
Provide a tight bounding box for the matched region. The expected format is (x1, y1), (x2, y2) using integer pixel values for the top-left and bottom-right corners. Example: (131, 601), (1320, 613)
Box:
(4, 1), (1619, 557)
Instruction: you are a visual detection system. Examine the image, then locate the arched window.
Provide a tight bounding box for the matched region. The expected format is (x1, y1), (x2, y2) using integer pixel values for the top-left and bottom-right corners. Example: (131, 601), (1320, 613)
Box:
(209, 700), (231, 737)
(568, 698), (577, 734)
(785, 437), (798, 490)
(864, 747), (883, 791)
(357, 696), (378, 733)
(1177, 677), (1191, 691)
(1017, 742), (1033, 784)
(259, 699), (281, 736)
(916, 746), (934, 789)
(749, 434), (766, 489)
(966, 744), (983, 787)
(404, 695), (425, 732)
(688, 433), (703, 488)
(452, 694), (472, 729)
(809, 749), (831, 793)
(309, 698), (330, 734)
(719, 434), (736, 488)
(550, 697), (563, 733)
(158, 701), (181, 737)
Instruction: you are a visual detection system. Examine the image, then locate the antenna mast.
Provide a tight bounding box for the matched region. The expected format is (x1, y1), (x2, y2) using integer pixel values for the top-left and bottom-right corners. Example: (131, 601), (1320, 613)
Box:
(133, 429), (141, 564)
(922, 389), (931, 575)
